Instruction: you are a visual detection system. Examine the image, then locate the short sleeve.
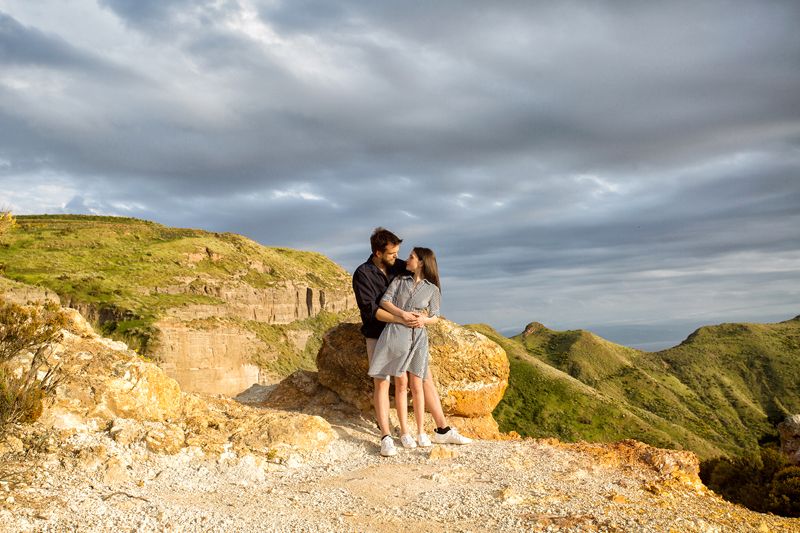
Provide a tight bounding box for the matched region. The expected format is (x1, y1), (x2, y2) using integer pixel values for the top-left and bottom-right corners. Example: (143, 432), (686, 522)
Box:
(381, 278), (401, 304)
(428, 286), (441, 317)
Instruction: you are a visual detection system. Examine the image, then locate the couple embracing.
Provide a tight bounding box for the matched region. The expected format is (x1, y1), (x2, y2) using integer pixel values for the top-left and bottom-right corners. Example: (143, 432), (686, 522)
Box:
(353, 228), (471, 457)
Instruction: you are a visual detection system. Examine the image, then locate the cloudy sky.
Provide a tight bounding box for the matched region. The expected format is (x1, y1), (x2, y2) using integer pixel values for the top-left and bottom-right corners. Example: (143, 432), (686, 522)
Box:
(1, 1), (799, 349)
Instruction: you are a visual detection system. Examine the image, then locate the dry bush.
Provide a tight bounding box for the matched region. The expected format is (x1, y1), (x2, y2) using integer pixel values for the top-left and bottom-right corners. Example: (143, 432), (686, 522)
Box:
(0, 211), (15, 236)
(0, 297), (67, 485)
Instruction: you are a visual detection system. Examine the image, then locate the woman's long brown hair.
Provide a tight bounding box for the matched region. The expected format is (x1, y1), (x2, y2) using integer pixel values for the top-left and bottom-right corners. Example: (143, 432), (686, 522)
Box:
(412, 247), (440, 290)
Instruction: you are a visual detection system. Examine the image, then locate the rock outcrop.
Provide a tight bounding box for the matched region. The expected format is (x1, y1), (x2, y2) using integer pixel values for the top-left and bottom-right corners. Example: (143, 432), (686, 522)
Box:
(9, 303), (336, 462)
(778, 414), (800, 464)
(66, 281), (356, 397)
(98, 276), (355, 397)
(158, 279), (354, 323)
(0, 277), (60, 306)
(316, 320), (509, 438)
(3, 272), (356, 398)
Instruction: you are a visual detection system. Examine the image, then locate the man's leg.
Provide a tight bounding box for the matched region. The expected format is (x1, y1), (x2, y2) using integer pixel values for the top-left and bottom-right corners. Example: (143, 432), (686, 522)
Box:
(366, 338), (392, 436)
(373, 377), (392, 436)
(422, 368), (472, 445)
(394, 373), (409, 436)
(422, 368), (448, 429)
(409, 373), (426, 436)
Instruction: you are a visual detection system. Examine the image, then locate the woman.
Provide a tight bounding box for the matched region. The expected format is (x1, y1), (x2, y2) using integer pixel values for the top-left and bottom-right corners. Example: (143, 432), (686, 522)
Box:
(368, 247), (441, 451)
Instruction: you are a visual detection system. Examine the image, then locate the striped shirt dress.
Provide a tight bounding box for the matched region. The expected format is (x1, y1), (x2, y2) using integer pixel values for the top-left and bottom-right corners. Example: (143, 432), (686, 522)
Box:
(367, 275), (441, 379)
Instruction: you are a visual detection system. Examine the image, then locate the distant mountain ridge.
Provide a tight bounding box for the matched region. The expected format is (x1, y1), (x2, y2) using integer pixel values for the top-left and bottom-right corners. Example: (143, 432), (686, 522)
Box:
(475, 316), (800, 459)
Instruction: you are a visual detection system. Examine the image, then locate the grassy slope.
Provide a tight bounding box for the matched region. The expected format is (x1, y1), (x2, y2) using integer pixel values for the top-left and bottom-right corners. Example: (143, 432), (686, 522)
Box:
(0, 215), (354, 374)
(473, 317), (800, 459)
(514, 324), (738, 453)
(656, 319), (800, 449)
(470, 324), (722, 457)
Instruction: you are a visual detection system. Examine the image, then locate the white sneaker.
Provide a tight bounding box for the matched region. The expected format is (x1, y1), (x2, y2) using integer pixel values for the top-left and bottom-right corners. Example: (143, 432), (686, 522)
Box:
(417, 433), (432, 447)
(380, 436), (397, 457)
(431, 427), (472, 445)
(399, 434), (417, 449)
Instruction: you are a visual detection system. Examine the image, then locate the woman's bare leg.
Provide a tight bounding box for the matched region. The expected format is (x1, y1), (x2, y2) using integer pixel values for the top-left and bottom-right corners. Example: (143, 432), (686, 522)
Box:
(422, 368), (448, 428)
(394, 373), (409, 436)
(409, 373), (425, 435)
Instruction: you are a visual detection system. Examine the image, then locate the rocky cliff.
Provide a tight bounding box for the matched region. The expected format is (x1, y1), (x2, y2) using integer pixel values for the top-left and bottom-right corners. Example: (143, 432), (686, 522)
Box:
(0, 215), (357, 396)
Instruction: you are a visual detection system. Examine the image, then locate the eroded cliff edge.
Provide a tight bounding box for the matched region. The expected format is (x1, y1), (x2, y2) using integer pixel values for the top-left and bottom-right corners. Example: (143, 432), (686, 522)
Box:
(0, 215), (357, 395)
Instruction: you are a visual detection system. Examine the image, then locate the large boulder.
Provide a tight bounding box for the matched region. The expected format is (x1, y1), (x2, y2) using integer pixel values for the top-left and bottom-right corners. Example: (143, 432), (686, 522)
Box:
(778, 414), (800, 464)
(317, 323), (375, 412)
(37, 326), (183, 430)
(316, 320), (509, 435)
(427, 319), (510, 417)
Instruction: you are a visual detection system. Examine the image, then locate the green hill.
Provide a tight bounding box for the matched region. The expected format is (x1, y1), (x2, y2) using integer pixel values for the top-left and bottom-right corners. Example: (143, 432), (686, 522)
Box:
(469, 323), (722, 456)
(657, 319), (800, 449)
(476, 317), (800, 459)
(0, 215), (355, 377)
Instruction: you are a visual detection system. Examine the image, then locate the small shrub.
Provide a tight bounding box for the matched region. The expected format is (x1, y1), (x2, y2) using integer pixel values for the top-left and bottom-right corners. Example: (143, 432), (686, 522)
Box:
(0, 297), (67, 433)
(770, 466), (800, 517)
(0, 370), (42, 423)
(0, 211), (15, 236)
(701, 445), (796, 517)
(0, 297), (66, 486)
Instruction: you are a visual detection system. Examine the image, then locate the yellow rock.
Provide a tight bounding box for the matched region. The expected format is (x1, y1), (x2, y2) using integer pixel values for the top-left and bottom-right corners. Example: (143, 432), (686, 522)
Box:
(27, 300), (337, 462)
(495, 487), (525, 505)
(102, 457), (131, 485)
(98, 361), (182, 422)
(429, 445), (459, 460)
(608, 492), (629, 504)
(144, 422), (186, 454)
(427, 320), (509, 417)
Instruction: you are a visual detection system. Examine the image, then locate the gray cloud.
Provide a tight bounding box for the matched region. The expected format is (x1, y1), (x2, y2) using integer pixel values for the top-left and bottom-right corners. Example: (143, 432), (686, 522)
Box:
(0, 0), (798, 346)
(1, 11), (96, 69)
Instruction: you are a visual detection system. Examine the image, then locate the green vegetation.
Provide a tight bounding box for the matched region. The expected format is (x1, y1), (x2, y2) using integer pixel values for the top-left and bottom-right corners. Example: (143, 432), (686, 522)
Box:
(472, 317), (800, 460)
(701, 445), (800, 517)
(0, 215), (352, 359)
(471, 323), (722, 456)
(657, 321), (800, 445)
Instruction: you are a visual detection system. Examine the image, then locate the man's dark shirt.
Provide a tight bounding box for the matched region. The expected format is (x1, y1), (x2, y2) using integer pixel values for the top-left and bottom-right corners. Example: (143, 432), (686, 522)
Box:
(352, 256), (408, 339)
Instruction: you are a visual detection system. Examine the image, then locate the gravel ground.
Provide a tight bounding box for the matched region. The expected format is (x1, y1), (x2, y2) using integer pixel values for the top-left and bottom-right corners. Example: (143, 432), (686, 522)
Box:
(2, 416), (798, 533)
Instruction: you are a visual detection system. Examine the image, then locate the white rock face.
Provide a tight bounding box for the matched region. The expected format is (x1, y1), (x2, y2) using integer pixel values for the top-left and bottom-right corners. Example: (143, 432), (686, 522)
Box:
(155, 318), (263, 396)
(149, 280), (356, 396)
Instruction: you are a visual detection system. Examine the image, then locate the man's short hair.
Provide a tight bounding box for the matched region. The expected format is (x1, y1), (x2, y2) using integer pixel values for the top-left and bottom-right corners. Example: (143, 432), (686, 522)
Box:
(370, 227), (402, 253)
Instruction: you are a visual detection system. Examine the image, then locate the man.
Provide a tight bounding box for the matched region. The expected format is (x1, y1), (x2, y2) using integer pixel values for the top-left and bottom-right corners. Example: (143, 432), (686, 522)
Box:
(352, 227), (472, 457)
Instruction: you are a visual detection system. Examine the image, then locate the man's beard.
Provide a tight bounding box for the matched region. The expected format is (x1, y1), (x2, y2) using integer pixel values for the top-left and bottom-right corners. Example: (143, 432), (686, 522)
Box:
(381, 257), (395, 269)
